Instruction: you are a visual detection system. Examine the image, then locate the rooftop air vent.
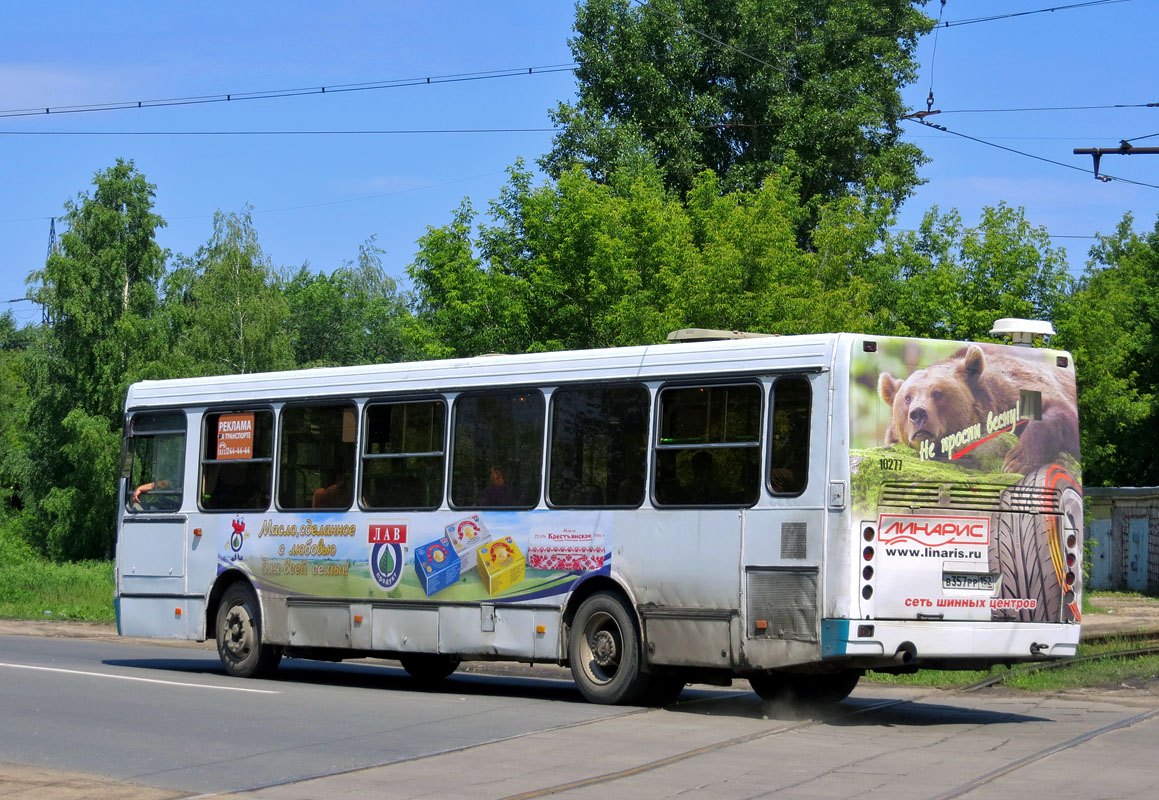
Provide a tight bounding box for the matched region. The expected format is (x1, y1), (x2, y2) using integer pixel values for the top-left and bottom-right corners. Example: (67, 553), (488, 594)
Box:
(989, 318), (1055, 347)
(666, 328), (777, 343)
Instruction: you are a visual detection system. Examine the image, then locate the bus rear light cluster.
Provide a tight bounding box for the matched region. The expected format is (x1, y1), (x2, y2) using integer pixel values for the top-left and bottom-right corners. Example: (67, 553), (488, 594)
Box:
(861, 526), (876, 602)
(1063, 530), (1081, 616)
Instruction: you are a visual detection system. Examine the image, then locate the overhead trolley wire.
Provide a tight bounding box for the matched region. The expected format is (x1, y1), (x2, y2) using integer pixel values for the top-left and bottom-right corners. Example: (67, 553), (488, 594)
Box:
(911, 118), (1159, 189)
(0, 63), (577, 120)
(935, 0), (1130, 29)
(630, 0), (1156, 190)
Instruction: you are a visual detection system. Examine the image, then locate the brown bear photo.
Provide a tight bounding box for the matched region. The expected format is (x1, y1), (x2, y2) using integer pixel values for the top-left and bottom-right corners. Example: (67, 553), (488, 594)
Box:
(877, 344), (1079, 475)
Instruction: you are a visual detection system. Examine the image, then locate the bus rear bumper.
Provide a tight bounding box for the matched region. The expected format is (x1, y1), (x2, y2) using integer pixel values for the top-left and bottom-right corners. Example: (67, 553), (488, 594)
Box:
(821, 618), (1081, 667)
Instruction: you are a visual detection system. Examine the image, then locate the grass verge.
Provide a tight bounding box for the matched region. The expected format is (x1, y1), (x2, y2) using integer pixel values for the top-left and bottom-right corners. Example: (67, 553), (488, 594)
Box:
(0, 523), (115, 621)
(867, 634), (1159, 690)
(0, 559), (115, 621)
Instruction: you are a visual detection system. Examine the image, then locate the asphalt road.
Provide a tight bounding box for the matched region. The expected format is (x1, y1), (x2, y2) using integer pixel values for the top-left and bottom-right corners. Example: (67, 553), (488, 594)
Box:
(3, 632), (1159, 799)
(0, 634), (625, 795)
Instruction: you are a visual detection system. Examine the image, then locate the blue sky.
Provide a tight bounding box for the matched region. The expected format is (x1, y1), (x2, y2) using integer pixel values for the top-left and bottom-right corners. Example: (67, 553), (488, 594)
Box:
(3, 1), (1157, 327)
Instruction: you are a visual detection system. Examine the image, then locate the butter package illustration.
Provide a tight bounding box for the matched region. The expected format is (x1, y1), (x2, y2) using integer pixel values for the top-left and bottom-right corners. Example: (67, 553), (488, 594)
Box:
(445, 514), (492, 571)
(476, 537), (526, 596)
(414, 536), (461, 596)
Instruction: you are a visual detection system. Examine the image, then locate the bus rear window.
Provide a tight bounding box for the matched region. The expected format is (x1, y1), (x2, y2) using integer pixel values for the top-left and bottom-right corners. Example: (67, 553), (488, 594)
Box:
(655, 384), (761, 506)
(200, 410), (273, 511)
(768, 376), (811, 495)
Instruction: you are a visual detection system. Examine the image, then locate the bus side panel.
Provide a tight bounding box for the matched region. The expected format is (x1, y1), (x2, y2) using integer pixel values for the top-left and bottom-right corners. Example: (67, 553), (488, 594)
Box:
(736, 371), (831, 672)
(622, 509), (742, 669)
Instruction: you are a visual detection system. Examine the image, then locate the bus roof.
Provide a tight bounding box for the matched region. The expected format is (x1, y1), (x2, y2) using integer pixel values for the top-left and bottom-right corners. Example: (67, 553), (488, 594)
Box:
(124, 333), (844, 410)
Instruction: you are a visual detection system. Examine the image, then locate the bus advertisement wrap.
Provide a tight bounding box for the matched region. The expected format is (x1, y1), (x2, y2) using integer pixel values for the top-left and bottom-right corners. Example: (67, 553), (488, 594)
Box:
(849, 337), (1083, 624)
(219, 510), (612, 604)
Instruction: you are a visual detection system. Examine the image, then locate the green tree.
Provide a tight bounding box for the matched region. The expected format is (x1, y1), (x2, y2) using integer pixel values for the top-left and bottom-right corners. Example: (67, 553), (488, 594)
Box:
(410, 162), (897, 355)
(283, 238), (414, 368)
(20, 160), (167, 559)
(409, 196), (528, 358)
(878, 203), (1073, 340)
(1056, 214), (1159, 487)
(545, 0), (932, 218)
(170, 209), (293, 376)
(0, 313), (34, 522)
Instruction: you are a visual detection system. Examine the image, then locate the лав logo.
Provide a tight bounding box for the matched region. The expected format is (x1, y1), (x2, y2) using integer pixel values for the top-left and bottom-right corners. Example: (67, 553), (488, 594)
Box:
(878, 514), (990, 547)
(229, 517), (245, 558)
(370, 542), (404, 590)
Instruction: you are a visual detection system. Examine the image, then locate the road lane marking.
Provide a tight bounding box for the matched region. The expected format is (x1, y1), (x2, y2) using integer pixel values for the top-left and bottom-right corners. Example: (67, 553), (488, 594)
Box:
(0, 662), (281, 693)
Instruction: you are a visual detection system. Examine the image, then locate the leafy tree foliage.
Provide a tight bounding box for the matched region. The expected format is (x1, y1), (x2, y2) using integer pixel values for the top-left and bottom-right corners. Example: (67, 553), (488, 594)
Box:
(545, 0), (932, 217)
(1056, 214), (1159, 487)
(0, 313), (34, 520)
(876, 203), (1073, 340)
(167, 209), (293, 376)
(283, 237), (414, 368)
(20, 161), (166, 559)
(409, 162), (896, 355)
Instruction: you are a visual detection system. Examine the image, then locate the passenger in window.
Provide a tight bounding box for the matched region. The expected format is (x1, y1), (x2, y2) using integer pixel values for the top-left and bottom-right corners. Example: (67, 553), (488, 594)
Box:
(687, 450), (713, 491)
(770, 423), (807, 494)
(313, 470), (351, 509)
(131, 478), (179, 511)
(477, 465), (515, 507)
(132, 480), (167, 504)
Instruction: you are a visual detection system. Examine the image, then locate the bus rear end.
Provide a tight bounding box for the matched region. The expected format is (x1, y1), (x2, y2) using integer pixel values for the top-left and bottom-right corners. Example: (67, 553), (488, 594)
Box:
(837, 332), (1082, 669)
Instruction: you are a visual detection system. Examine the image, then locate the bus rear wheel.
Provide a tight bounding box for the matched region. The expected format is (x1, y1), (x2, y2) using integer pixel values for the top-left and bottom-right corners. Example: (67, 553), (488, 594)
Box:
(399, 653), (461, 685)
(568, 592), (648, 705)
(216, 583), (282, 679)
(749, 669), (861, 706)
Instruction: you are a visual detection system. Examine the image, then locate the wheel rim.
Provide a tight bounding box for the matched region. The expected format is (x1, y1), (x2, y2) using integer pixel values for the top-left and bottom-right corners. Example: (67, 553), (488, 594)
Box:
(579, 610), (622, 686)
(223, 601), (255, 663)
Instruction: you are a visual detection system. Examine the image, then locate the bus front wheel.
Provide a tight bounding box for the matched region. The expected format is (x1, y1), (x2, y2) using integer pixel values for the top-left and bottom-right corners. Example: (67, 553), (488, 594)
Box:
(216, 583), (282, 679)
(568, 592), (647, 704)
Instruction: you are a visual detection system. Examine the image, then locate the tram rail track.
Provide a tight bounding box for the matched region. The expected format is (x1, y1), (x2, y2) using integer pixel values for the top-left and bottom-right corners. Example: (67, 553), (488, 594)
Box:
(496, 647), (1159, 800)
(188, 645), (1159, 800)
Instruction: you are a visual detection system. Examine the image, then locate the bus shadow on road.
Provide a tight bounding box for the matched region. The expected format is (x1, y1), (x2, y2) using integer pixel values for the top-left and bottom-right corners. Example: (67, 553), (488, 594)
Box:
(662, 691), (1050, 726)
(101, 656), (591, 704)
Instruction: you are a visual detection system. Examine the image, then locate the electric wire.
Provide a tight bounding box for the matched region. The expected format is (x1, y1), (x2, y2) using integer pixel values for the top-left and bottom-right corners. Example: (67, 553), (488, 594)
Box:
(631, 0), (1156, 190)
(938, 101), (1159, 114)
(936, 0), (1129, 29)
(0, 64), (577, 120)
(910, 117), (1159, 189)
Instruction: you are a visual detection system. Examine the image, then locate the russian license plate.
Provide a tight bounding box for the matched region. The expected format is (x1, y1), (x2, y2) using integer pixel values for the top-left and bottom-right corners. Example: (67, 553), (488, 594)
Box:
(942, 572), (996, 591)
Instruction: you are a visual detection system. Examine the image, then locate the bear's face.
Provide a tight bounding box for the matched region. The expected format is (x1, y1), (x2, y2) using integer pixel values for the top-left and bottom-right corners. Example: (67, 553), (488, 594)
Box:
(878, 347), (986, 451)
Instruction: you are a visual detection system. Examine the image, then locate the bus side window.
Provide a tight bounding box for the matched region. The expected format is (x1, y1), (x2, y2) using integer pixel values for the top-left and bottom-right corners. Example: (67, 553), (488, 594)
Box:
(123, 412), (187, 513)
(278, 404), (357, 511)
(768, 376), (811, 495)
(200, 410), (274, 511)
(362, 400), (446, 510)
(451, 390), (544, 509)
(654, 384), (761, 506)
(548, 385), (649, 507)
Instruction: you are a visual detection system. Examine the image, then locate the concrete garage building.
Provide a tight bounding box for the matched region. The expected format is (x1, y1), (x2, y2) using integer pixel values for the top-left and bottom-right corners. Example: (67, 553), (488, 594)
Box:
(1086, 487), (1159, 592)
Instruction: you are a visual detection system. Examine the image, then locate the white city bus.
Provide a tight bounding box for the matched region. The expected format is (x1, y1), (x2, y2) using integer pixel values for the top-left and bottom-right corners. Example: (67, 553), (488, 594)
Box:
(116, 324), (1083, 704)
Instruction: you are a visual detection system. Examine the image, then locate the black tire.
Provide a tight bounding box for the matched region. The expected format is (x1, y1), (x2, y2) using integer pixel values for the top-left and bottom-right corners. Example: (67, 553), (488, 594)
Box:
(749, 669), (861, 706)
(399, 653), (461, 686)
(568, 592), (648, 705)
(216, 583), (282, 678)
